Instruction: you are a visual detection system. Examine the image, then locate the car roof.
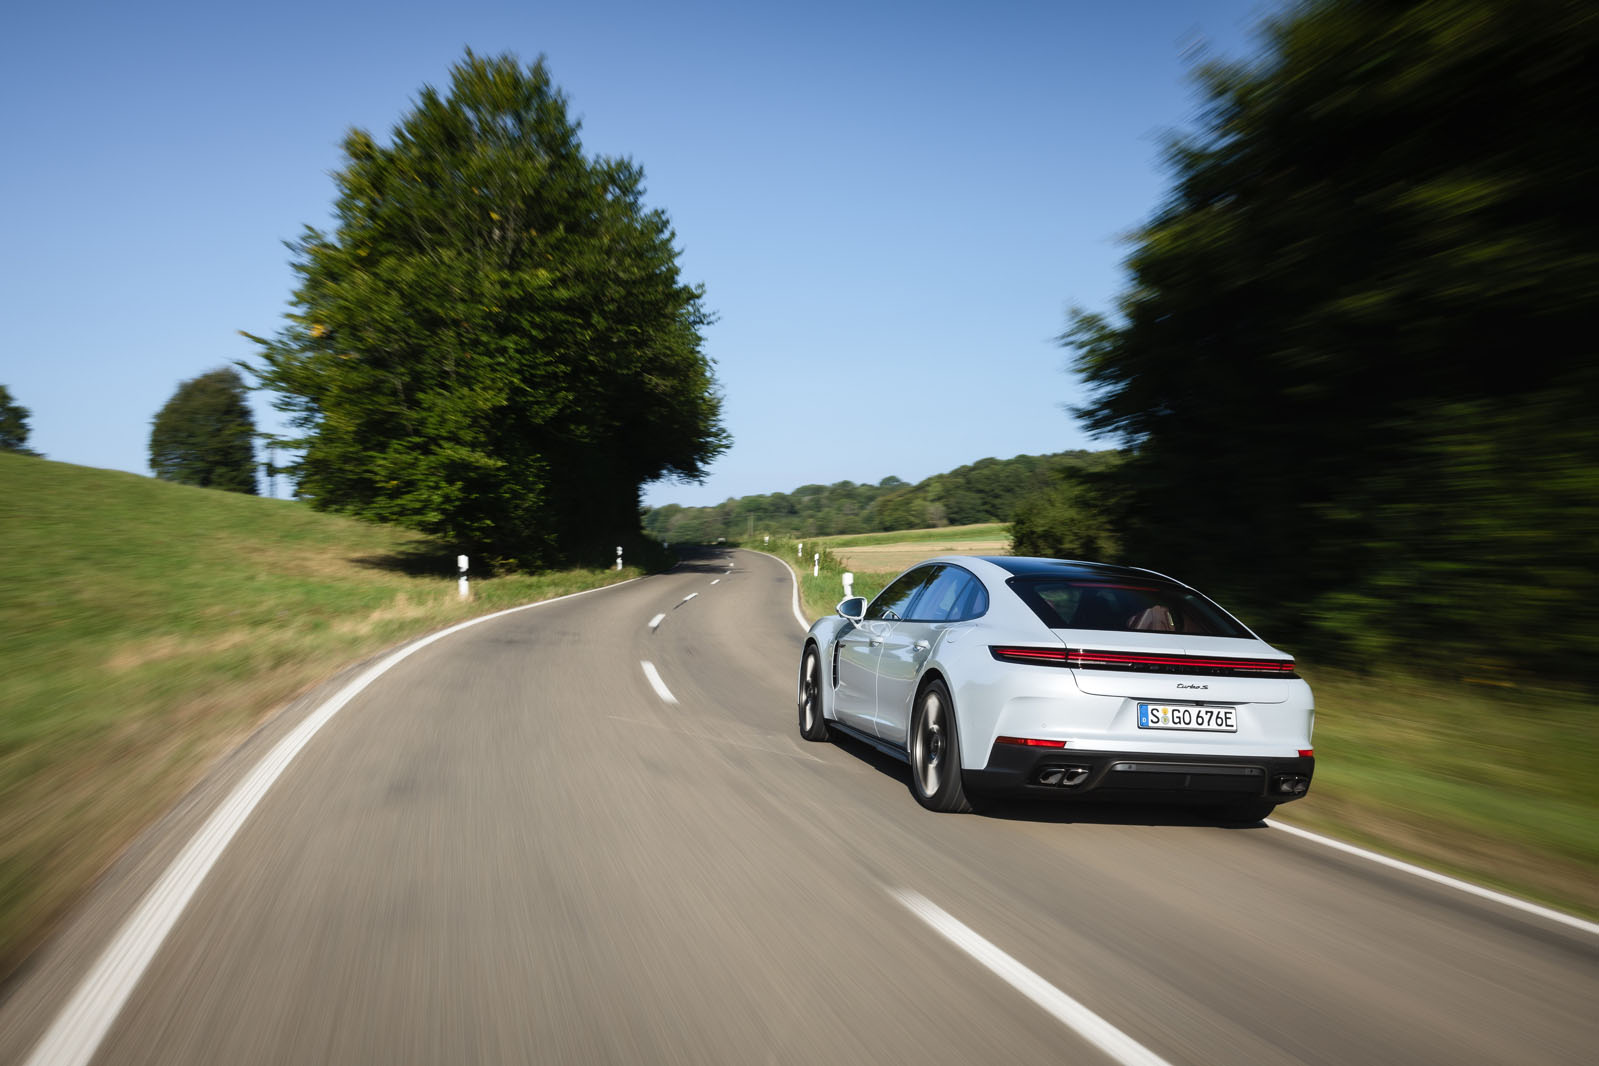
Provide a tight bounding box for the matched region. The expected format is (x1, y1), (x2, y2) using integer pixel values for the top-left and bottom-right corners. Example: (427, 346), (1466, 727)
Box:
(972, 556), (1174, 582)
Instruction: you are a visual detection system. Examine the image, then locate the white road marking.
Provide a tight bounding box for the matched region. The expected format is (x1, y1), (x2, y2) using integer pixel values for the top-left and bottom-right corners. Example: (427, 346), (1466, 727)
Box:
(648, 613), (665, 631)
(785, 563), (806, 630)
(746, 549), (809, 631)
(22, 578), (642, 1066)
(641, 661), (678, 704)
(678, 592), (698, 606)
(711, 578), (720, 585)
(892, 889), (1173, 1066)
(1268, 820), (1599, 937)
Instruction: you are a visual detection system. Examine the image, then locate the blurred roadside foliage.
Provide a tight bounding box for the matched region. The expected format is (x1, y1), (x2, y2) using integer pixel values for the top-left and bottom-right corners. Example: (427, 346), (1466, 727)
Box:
(1014, 0), (1597, 686)
(247, 51), (727, 570)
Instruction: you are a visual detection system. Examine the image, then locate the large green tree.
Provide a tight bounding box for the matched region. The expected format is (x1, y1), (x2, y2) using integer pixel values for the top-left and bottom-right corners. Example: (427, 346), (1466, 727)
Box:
(1050, 0), (1596, 680)
(249, 52), (727, 567)
(149, 368), (258, 493)
(0, 386), (39, 456)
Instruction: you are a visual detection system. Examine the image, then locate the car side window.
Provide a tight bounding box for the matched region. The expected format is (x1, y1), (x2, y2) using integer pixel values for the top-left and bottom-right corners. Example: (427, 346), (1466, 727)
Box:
(949, 571), (989, 621)
(905, 566), (974, 622)
(866, 567), (938, 621)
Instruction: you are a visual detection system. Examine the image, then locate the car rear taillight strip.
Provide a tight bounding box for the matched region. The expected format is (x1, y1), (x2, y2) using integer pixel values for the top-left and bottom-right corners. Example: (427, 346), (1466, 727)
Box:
(990, 645), (1297, 678)
(989, 645), (1070, 665)
(1069, 649), (1297, 678)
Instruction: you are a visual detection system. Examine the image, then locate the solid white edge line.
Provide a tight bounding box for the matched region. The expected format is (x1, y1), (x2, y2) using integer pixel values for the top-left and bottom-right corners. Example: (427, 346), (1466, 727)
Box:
(23, 577), (642, 1066)
(1268, 820), (1599, 937)
(640, 661), (678, 704)
(892, 889), (1174, 1066)
(788, 563), (806, 631)
(648, 613), (665, 631)
(741, 548), (809, 632)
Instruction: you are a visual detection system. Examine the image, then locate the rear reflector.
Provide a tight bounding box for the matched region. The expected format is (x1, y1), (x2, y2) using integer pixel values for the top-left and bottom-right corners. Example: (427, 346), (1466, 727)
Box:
(995, 735), (1066, 748)
(1298, 749), (1314, 758)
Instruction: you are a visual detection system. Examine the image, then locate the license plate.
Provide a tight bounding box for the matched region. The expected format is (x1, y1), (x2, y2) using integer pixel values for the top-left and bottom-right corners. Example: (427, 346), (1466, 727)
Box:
(1138, 703), (1237, 732)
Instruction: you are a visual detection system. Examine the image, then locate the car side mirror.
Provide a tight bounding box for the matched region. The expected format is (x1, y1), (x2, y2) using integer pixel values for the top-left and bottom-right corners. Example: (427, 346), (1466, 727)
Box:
(837, 596), (867, 623)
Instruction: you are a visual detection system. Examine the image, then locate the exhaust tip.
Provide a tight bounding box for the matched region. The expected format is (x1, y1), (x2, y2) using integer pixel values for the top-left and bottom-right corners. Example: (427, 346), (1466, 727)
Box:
(1036, 766), (1090, 788)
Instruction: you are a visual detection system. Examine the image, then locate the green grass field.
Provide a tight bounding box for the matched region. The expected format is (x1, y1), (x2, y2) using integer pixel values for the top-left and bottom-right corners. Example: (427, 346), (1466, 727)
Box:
(753, 530), (1598, 919)
(0, 453), (635, 979)
(812, 523), (1009, 549)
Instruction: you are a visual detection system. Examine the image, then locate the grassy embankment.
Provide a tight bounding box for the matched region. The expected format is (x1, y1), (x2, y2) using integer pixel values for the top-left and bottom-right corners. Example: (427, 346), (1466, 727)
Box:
(752, 526), (1598, 920)
(0, 453), (637, 980)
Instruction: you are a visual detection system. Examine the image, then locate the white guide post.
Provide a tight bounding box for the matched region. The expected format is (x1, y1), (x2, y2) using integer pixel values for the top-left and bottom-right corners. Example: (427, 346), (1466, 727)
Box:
(764, 535), (769, 545)
(813, 552), (820, 578)
(616, 545), (623, 571)
(797, 542), (803, 559)
(843, 572), (854, 598)
(457, 554), (469, 599)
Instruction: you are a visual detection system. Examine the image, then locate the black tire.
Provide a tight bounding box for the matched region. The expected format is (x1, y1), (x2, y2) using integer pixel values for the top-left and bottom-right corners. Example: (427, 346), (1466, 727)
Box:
(1215, 798), (1277, 825)
(798, 643), (830, 741)
(909, 679), (972, 813)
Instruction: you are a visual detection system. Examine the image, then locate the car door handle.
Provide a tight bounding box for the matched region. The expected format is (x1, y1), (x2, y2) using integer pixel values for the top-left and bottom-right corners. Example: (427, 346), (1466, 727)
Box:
(913, 640), (930, 651)
(869, 638), (882, 647)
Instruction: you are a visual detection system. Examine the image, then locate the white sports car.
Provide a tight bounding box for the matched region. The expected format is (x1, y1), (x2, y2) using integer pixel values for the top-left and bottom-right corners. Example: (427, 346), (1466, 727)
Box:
(797, 556), (1314, 817)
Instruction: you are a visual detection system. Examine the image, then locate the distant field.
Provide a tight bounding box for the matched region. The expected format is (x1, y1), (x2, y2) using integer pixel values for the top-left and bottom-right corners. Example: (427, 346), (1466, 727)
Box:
(814, 523), (1009, 573)
(0, 453), (634, 980)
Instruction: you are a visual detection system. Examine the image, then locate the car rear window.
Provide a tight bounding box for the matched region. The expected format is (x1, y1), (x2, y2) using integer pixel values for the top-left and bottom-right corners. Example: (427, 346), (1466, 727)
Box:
(1007, 577), (1250, 638)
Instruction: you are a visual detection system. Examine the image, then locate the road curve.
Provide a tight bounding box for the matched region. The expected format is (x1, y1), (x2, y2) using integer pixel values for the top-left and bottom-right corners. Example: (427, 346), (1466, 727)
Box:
(1, 547), (1595, 1065)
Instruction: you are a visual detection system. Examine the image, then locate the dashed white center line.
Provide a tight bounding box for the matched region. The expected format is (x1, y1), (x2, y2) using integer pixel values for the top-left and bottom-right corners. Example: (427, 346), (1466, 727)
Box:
(710, 579), (720, 585)
(648, 613), (665, 631)
(640, 661), (678, 704)
(678, 592), (698, 606)
(891, 889), (1174, 1066)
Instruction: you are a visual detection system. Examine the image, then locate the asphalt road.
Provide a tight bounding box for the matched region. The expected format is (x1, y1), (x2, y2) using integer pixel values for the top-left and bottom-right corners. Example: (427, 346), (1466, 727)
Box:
(2, 547), (1595, 1065)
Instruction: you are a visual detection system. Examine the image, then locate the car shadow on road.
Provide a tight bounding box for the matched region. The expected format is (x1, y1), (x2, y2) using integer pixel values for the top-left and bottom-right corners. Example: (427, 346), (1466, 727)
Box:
(825, 732), (1270, 829)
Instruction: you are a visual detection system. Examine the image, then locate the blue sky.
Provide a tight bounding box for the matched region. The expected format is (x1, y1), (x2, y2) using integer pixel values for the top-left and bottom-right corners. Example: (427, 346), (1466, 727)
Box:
(1, 0), (1273, 508)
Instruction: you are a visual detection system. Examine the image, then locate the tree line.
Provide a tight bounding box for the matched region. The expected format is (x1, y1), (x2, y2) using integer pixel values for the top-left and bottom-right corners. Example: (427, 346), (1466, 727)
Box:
(643, 450), (1118, 543)
(1013, 0), (1596, 686)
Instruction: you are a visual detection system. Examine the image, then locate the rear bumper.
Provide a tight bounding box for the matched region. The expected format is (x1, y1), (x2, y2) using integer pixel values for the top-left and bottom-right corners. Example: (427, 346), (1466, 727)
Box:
(966, 746), (1314, 804)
